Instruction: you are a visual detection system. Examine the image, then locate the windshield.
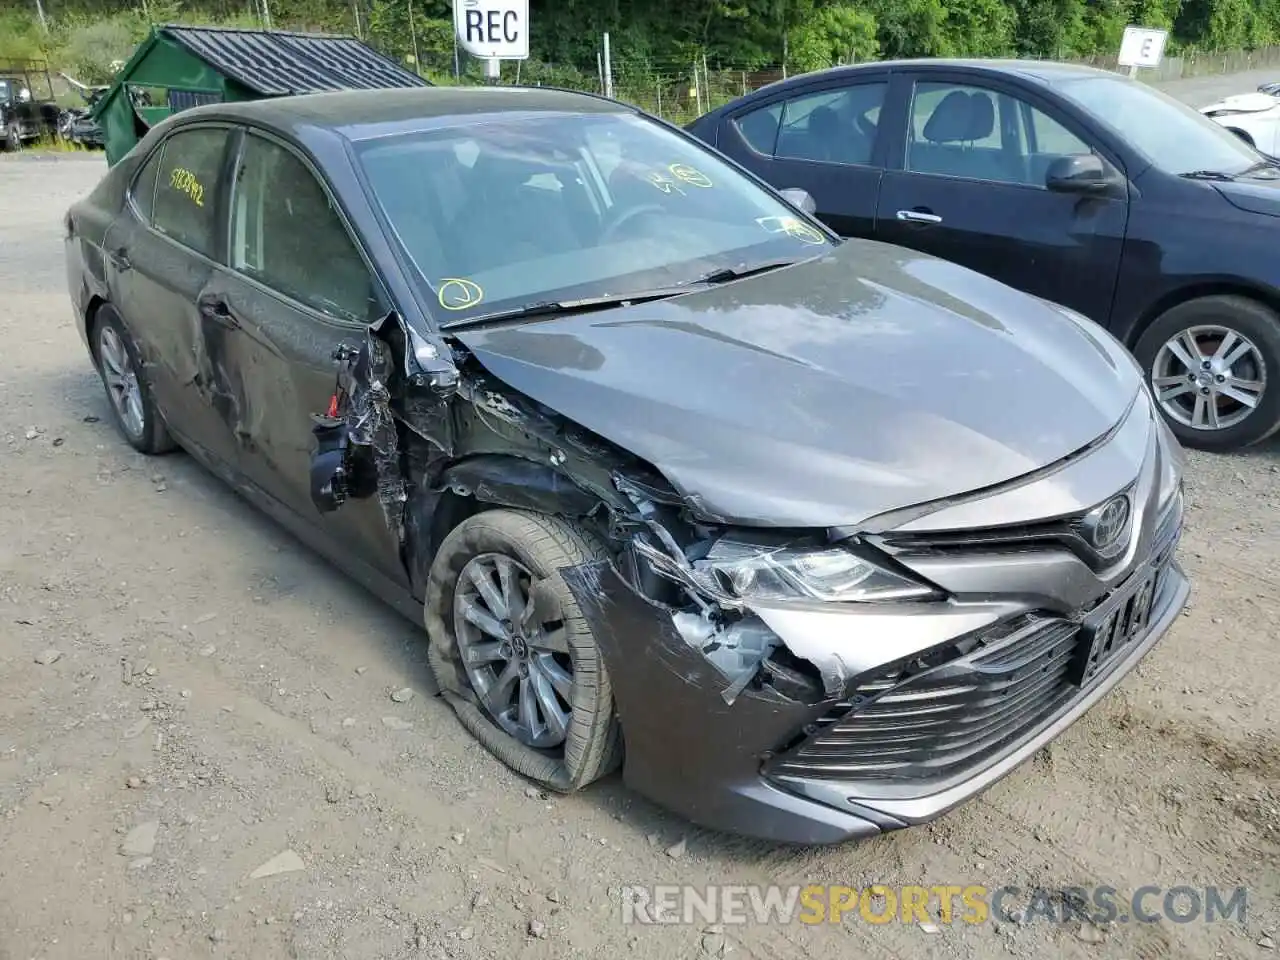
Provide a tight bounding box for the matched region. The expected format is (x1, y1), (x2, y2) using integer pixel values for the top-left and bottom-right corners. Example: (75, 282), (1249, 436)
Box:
(353, 112), (834, 323)
(1056, 75), (1262, 177)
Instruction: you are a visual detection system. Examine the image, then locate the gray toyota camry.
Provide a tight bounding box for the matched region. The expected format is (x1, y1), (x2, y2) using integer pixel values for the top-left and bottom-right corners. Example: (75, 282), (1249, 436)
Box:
(64, 86), (1188, 844)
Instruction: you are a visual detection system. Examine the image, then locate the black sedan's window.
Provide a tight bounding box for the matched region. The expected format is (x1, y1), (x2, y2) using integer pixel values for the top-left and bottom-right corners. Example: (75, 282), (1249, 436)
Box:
(151, 127), (227, 259)
(229, 133), (376, 323)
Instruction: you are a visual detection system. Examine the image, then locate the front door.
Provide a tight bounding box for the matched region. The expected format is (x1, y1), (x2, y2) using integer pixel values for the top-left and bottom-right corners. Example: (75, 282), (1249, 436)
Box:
(874, 74), (1129, 324)
(104, 123), (242, 468)
(715, 75), (893, 239)
(209, 127), (409, 586)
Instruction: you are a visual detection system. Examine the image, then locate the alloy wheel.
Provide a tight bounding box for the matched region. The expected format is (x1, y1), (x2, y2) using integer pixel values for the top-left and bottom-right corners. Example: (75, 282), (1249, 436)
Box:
(1151, 324), (1267, 432)
(452, 553), (575, 750)
(98, 324), (146, 439)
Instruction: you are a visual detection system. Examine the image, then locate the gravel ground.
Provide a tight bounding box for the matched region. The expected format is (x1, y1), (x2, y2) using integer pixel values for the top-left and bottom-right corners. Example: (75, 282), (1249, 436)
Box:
(1, 70), (1277, 960)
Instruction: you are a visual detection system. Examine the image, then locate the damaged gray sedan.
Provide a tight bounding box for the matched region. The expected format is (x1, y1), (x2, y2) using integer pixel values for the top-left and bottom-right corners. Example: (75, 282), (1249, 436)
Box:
(64, 86), (1189, 844)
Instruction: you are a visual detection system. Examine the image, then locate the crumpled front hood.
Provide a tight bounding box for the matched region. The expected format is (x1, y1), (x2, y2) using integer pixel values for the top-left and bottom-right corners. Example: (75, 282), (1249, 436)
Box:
(453, 240), (1140, 528)
(1213, 176), (1280, 218)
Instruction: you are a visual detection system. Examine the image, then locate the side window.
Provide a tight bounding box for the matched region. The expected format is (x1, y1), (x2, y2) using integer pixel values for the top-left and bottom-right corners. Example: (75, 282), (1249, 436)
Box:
(230, 133), (375, 322)
(152, 128), (228, 257)
(773, 83), (887, 165)
(1028, 108), (1090, 156)
(906, 81), (1093, 186)
(732, 102), (782, 155)
(130, 145), (164, 223)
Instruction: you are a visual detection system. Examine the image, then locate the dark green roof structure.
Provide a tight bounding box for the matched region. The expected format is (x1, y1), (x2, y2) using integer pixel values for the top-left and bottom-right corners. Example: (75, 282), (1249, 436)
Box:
(92, 24), (429, 165)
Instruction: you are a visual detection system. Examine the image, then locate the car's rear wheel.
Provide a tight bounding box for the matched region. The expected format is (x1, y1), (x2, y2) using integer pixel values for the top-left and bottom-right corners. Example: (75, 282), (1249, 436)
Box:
(425, 509), (623, 792)
(4, 123), (21, 152)
(91, 304), (176, 455)
(1135, 295), (1280, 450)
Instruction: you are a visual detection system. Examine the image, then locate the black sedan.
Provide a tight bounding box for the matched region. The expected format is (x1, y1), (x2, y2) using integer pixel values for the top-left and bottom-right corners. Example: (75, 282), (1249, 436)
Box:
(65, 87), (1186, 844)
(689, 59), (1280, 451)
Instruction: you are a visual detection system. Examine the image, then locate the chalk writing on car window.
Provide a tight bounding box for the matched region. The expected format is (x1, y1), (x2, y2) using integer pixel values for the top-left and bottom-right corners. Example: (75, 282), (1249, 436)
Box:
(645, 171), (684, 195)
(668, 163), (712, 188)
(644, 163), (714, 196)
(169, 167), (205, 207)
(755, 215), (826, 245)
(437, 277), (484, 311)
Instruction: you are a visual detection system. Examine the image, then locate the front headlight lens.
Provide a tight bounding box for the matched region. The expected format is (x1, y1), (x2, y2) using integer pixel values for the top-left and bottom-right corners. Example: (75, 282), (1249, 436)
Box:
(1154, 411), (1185, 508)
(692, 540), (938, 603)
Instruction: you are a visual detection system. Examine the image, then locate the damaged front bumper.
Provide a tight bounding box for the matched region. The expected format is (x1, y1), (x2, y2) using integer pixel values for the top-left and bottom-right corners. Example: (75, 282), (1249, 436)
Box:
(563, 546), (1187, 845)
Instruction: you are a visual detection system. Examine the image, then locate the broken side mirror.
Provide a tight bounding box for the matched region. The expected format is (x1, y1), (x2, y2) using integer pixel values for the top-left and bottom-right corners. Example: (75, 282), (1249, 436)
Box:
(779, 187), (818, 215)
(1045, 154), (1119, 195)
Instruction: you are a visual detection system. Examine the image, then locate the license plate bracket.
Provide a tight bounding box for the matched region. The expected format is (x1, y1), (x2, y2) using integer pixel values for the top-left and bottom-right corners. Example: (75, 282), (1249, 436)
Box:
(1069, 563), (1163, 687)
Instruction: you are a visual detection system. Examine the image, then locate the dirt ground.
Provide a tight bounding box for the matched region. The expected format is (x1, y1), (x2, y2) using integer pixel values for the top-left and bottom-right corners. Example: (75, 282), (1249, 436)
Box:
(2, 70), (1278, 960)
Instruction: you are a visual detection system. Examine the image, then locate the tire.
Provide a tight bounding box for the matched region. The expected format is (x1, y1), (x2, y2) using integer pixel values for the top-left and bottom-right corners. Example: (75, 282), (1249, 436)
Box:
(1134, 295), (1280, 451)
(4, 123), (20, 152)
(90, 304), (176, 455)
(425, 509), (623, 793)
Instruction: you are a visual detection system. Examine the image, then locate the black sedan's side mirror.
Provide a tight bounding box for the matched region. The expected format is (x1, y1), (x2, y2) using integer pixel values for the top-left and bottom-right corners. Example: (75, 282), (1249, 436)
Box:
(1046, 154), (1117, 194)
(779, 187), (818, 214)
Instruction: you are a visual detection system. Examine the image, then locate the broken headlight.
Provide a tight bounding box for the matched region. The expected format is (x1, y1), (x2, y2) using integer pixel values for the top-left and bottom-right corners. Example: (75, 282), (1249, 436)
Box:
(693, 540), (938, 604)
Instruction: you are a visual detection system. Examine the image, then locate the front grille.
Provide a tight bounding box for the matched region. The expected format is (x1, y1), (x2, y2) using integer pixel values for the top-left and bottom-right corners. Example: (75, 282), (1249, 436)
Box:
(767, 618), (1081, 784)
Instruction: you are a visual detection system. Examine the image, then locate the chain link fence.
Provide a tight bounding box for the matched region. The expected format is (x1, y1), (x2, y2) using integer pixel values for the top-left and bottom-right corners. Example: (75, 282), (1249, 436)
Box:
(434, 39), (1280, 124)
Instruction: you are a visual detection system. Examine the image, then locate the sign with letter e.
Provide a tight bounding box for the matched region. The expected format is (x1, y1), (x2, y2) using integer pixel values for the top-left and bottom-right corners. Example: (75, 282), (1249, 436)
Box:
(1118, 25), (1168, 68)
(454, 0), (529, 60)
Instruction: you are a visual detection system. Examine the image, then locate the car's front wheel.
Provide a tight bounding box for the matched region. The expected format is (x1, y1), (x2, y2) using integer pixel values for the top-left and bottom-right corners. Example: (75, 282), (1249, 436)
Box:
(425, 509), (623, 792)
(91, 304), (176, 455)
(1135, 295), (1280, 450)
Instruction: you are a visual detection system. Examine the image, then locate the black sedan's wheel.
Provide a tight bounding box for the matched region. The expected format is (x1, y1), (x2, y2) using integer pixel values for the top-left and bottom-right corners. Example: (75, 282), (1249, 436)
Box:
(92, 305), (176, 455)
(425, 509), (622, 792)
(1135, 295), (1280, 450)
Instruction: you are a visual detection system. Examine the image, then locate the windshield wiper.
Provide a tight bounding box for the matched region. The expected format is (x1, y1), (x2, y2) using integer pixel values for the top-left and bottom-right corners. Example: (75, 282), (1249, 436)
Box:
(1235, 156), (1280, 177)
(1180, 169), (1236, 181)
(691, 258), (800, 285)
(439, 287), (694, 330)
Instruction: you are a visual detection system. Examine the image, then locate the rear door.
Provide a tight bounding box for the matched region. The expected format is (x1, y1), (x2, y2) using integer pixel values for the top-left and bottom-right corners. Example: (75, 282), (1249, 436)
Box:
(873, 72), (1129, 323)
(103, 123), (242, 467)
(203, 127), (409, 586)
(712, 74), (896, 238)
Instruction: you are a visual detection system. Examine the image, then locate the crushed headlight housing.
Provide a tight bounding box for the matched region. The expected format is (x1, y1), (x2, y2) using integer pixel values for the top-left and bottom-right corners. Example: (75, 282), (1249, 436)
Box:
(691, 540), (939, 604)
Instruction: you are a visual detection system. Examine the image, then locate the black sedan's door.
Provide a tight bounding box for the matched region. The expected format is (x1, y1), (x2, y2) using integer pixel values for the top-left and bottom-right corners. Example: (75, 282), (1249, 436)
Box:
(712, 74), (896, 238)
(103, 123), (243, 468)
(205, 128), (409, 587)
(873, 72), (1129, 323)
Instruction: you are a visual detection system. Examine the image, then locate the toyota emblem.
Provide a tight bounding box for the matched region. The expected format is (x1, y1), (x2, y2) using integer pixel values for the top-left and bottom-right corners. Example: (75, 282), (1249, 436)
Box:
(1083, 494), (1131, 555)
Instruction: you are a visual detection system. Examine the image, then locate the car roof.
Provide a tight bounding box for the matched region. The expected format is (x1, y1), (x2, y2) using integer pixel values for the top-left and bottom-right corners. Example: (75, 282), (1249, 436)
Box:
(709, 58), (1118, 113)
(181, 85), (635, 139)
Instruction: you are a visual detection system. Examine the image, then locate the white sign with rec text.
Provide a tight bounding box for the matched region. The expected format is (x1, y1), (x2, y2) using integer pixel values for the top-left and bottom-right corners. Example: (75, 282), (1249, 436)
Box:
(454, 0), (530, 60)
(1118, 25), (1168, 68)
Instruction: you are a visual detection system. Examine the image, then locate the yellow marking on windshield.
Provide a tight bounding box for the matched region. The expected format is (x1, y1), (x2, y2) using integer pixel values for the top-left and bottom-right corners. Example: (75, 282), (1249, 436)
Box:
(645, 171), (683, 195)
(437, 278), (484, 311)
(755, 215), (826, 245)
(168, 167), (205, 207)
(668, 163), (712, 188)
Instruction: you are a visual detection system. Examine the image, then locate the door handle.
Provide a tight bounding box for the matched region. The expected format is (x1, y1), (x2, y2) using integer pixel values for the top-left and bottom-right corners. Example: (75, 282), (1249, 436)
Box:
(197, 295), (239, 329)
(108, 246), (132, 271)
(896, 209), (943, 224)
